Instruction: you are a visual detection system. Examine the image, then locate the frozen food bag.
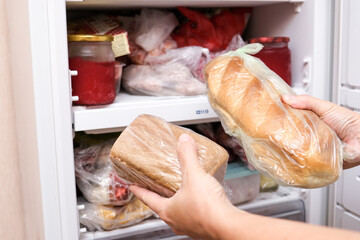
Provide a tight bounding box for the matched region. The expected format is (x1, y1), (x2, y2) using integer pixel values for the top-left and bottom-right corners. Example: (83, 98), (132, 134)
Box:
(204, 44), (343, 188)
(110, 114), (229, 197)
(74, 140), (133, 206)
(122, 62), (207, 96)
(133, 8), (178, 52)
(79, 197), (154, 231)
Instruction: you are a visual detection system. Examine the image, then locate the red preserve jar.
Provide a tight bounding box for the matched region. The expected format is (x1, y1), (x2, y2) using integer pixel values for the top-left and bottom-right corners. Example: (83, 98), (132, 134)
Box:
(249, 37), (292, 86)
(68, 35), (116, 105)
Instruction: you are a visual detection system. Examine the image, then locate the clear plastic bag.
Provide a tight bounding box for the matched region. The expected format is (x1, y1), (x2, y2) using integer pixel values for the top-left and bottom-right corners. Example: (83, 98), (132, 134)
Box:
(144, 46), (210, 81)
(74, 140), (133, 206)
(79, 197), (154, 231)
(110, 114), (229, 197)
(134, 9), (178, 52)
(204, 44), (343, 188)
(122, 62), (207, 96)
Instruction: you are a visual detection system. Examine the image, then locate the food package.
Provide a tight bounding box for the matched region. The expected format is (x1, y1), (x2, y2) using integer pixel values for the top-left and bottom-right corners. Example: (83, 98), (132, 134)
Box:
(115, 61), (125, 93)
(74, 140), (133, 206)
(215, 123), (251, 167)
(224, 162), (260, 205)
(67, 14), (130, 57)
(79, 197), (154, 231)
(144, 46), (210, 82)
(110, 114), (229, 197)
(122, 62), (207, 96)
(128, 37), (178, 65)
(204, 44), (343, 188)
(192, 122), (251, 166)
(133, 8), (178, 52)
(172, 7), (251, 52)
(260, 174), (279, 192)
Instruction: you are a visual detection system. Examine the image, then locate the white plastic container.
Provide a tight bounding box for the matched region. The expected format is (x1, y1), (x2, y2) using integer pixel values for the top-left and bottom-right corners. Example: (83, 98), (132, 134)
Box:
(225, 162), (260, 205)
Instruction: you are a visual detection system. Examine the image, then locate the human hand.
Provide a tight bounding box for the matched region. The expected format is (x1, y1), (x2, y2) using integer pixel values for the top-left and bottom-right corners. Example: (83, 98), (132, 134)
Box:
(130, 133), (240, 239)
(282, 94), (360, 169)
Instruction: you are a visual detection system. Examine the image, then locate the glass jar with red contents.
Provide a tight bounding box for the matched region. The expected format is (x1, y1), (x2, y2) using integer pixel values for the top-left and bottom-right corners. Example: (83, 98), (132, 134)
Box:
(249, 37), (292, 86)
(68, 35), (116, 105)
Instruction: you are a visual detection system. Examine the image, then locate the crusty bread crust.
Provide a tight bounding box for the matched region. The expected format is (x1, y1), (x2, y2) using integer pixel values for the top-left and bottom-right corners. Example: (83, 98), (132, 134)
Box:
(204, 56), (342, 188)
(110, 114), (229, 197)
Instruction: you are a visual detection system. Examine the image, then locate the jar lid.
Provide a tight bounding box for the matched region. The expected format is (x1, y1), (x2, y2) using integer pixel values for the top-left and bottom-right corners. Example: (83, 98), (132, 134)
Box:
(249, 37), (290, 43)
(68, 34), (114, 42)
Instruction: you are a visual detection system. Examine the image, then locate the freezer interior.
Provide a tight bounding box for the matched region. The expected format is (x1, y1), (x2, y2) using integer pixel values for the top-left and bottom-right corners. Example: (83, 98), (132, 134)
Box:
(63, 0), (334, 239)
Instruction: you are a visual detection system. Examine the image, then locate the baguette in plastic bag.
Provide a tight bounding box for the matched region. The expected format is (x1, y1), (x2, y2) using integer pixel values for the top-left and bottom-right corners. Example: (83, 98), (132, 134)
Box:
(204, 44), (343, 188)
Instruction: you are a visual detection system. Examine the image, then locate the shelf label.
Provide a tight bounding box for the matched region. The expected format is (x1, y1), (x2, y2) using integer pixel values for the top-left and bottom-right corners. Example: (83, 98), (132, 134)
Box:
(196, 109), (209, 115)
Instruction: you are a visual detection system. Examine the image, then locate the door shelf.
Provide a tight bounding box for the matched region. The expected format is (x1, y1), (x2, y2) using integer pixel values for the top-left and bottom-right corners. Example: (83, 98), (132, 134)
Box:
(66, 0), (304, 9)
(72, 93), (219, 133)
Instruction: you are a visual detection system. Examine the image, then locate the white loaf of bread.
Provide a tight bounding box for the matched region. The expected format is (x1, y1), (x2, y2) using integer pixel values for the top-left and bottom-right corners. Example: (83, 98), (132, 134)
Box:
(204, 44), (343, 188)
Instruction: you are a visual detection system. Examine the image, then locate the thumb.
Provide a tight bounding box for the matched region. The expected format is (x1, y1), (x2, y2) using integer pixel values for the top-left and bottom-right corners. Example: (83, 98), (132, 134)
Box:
(177, 133), (204, 184)
(282, 94), (336, 117)
(129, 185), (166, 213)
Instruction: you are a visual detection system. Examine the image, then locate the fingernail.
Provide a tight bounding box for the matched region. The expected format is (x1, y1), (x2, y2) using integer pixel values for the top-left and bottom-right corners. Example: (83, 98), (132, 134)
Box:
(179, 133), (191, 142)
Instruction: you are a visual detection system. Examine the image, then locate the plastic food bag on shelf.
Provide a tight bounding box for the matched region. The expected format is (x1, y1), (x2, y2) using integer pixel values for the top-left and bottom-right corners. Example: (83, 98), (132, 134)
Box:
(74, 140), (133, 206)
(122, 62), (207, 96)
(128, 36), (178, 65)
(172, 7), (251, 52)
(204, 44), (343, 188)
(214, 123), (253, 168)
(110, 114), (229, 197)
(133, 8), (178, 52)
(79, 197), (155, 231)
(145, 46), (210, 82)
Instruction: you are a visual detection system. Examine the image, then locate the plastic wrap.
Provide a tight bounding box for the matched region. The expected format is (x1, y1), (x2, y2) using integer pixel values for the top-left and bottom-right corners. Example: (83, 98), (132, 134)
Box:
(122, 62), (207, 96)
(110, 114), (229, 197)
(204, 44), (343, 188)
(79, 197), (154, 231)
(224, 162), (260, 205)
(171, 7), (251, 51)
(133, 9), (178, 52)
(192, 122), (251, 166)
(144, 46), (210, 82)
(74, 140), (133, 206)
(260, 174), (279, 192)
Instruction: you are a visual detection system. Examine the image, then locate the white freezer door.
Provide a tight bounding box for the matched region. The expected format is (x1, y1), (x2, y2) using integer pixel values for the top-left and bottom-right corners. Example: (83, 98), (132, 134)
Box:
(330, 0), (360, 231)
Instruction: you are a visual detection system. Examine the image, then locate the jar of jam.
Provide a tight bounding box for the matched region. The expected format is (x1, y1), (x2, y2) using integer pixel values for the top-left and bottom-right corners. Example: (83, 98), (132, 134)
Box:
(249, 37), (292, 86)
(68, 35), (116, 105)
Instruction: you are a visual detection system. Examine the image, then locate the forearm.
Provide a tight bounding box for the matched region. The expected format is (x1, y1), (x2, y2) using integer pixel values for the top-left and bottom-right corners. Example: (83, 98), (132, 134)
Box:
(212, 206), (360, 240)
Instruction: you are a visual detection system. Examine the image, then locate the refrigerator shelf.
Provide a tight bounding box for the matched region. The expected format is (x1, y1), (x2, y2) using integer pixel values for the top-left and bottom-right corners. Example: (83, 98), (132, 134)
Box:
(72, 93), (219, 133)
(66, 0), (305, 9)
(79, 187), (303, 240)
(72, 88), (307, 133)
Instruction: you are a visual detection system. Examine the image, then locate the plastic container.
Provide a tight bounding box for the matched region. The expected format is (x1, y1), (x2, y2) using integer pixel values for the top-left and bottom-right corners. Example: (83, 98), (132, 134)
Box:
(225, 162), (260, 205)
(249, 37), (292, 86)
(115, 61), (125, 93)
(68, 34), (116, 105)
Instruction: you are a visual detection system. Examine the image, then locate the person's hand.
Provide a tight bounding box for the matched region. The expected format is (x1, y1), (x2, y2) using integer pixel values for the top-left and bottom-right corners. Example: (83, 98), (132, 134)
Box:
(282, 94), (360, 169)
(130, 133), (241, 239)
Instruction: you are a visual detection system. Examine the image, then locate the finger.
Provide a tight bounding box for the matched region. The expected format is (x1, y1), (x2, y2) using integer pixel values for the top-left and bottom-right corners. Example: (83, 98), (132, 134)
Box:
(177, 133), (203, 181)
(282, 94), (336, 117)
(129, 185), (166, 213)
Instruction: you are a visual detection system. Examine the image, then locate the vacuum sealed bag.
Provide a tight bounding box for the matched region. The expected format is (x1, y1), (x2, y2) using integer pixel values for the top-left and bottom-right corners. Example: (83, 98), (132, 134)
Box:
(74, 141), (133, 206)
(79, 197), (154, 231)
(204, 44), (343, 188)
(110, 114), (229, 197)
